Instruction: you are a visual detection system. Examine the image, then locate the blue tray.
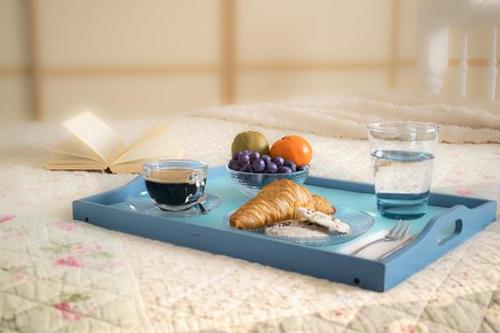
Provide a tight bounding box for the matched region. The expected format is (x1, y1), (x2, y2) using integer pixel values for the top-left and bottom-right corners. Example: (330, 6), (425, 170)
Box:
(72, 166), (496, 292)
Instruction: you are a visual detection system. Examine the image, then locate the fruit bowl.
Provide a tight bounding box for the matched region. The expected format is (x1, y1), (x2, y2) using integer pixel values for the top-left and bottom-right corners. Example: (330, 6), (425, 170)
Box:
(226, 164), (309, 198)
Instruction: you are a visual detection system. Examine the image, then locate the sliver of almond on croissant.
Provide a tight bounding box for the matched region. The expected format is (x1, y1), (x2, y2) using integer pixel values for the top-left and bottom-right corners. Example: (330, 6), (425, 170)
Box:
(229, 179), (335, 230)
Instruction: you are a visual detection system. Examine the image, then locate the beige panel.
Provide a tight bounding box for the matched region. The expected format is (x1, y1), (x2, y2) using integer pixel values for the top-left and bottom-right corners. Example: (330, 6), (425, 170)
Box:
(42, 75), (219, 120)
(37, 0), (220, 66)
(399, 2), (499, 60)
(238, 71), (388, 103)
(449, 26), (500, 59)
(0, 76), (32, 121)
(0, 0), (29, 66)
(394, 68), (417, 93)
(458, 66), (498, 100)
(398, 0), (417, 59)
(237, 0), (392, 62)
(396, 67), (499, 100)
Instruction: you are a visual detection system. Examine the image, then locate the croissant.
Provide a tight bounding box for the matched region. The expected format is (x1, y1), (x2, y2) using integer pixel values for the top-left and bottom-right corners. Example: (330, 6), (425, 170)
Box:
(230, 179), (335, 230)
(312, 194), (336, 215)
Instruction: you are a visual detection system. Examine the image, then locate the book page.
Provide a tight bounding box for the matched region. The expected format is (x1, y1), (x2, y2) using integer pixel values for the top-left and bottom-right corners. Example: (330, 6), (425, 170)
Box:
(109, 149), (183, 173)
(45, 164), (104, 171)
(110, 136), (183, 173)
(44, 154), (106, 170)
(112, 136), (183, 165)
(50, 136), (102, 161)
(123, 123), (170, 152)
(113, 123), (182, 165)
(63, 112), (126, 165)
(108, 163), (144, 174)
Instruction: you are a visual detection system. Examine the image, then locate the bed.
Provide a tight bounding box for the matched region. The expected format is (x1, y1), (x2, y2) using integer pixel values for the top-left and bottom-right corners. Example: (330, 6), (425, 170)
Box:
(1, 97), (499, 332)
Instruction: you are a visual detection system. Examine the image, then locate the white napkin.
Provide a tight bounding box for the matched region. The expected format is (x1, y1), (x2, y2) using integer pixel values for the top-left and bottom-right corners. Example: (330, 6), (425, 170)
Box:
(337, 231), (410, 260)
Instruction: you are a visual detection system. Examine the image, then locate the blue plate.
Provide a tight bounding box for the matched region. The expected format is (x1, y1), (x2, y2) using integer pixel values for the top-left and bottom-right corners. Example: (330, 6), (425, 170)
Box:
(226, 206), (375, 246)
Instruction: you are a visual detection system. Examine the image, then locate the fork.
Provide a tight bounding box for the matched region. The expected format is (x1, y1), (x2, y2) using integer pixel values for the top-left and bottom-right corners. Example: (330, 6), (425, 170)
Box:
(350, 220), (410, 256)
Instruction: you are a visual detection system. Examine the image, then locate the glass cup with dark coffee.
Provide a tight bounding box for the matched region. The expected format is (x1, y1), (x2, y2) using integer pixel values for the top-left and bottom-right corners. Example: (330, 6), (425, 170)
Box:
(143, 160), (208, 211)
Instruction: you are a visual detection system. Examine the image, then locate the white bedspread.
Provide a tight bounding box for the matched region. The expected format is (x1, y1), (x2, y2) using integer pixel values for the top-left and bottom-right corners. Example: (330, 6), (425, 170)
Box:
(1, 112), (499, 332)
(197, 95), (500, 143)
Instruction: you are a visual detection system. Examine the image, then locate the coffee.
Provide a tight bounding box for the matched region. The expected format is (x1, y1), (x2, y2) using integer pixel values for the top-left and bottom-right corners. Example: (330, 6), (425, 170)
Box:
(143, 161), (208, 210)
(145, 177), (206, 206)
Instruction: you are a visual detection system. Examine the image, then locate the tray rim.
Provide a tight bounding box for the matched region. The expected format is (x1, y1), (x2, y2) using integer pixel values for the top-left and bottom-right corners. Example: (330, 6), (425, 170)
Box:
(72, 165), (497, 292)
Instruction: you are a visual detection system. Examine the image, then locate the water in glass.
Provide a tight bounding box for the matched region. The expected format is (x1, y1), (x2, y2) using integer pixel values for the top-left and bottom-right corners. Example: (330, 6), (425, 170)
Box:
(372, 149), (434, 219)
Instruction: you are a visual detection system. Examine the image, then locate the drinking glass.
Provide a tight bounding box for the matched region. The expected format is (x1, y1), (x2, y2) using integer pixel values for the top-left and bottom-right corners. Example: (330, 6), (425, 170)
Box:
(367, 122), (439, 219)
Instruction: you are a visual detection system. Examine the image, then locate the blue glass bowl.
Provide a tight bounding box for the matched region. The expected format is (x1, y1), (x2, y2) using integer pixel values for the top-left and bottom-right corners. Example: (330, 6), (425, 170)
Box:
(226, 164), (309, 198)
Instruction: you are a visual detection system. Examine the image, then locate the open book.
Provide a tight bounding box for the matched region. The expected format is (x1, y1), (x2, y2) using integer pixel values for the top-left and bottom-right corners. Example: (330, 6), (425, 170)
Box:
(45, 112), (183, 173)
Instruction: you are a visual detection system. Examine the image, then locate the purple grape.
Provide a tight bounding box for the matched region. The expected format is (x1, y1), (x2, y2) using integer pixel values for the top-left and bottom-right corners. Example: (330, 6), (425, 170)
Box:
(228, 159), (240, 171)
(252, 158), (265, 172)
(266, 161), (278, 173)
(279, 166), (292, 173)
(272, 156), (285, 167)
(233, 151), (243, 160)
(284, 160), (296, 172)
(240, 164), (252, 172)
(238, 154), (250, 166)
(242, 150), (250, 155)
(297, 164), (311, 171)
(262, 155), (271, 163)
(249, 151), (260, 161)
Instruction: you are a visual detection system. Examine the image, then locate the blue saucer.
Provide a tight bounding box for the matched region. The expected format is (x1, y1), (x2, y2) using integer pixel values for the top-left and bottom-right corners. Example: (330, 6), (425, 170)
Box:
(126, 191), (222, 217)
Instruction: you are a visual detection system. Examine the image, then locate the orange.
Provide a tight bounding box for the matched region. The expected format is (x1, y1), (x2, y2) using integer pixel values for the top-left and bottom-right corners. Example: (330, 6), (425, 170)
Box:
(270, 135), (313, 165)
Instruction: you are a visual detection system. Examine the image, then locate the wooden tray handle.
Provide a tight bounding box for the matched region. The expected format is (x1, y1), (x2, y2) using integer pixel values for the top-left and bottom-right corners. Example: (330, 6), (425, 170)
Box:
(389, 201), (496, 261)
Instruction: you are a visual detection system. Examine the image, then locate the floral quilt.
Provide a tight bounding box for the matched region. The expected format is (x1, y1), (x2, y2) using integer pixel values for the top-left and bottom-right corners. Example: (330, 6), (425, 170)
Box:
(0, 116), (499, 333)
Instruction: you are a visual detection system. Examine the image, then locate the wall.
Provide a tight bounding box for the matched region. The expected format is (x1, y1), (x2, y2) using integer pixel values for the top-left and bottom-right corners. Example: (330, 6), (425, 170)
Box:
(0, 0), (498, 121)
(0, 0), (31, 121)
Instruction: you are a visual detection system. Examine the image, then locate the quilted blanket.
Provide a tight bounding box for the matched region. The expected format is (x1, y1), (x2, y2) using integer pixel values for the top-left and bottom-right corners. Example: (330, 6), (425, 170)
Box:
(196, 95), (500, 143)
(0, 113), (499, 332)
